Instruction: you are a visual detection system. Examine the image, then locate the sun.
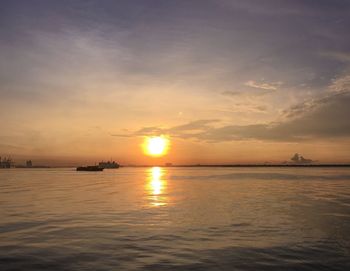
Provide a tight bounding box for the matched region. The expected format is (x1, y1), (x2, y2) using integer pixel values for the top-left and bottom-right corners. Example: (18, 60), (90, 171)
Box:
(143, 136), (169, 157)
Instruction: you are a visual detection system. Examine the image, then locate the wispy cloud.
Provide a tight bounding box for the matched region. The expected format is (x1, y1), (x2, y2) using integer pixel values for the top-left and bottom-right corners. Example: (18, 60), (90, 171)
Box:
(320, 51), (350, 63)
(244, 80), (283, 90)
(329, 74), (350, 93)
(112, 120), (218, 139)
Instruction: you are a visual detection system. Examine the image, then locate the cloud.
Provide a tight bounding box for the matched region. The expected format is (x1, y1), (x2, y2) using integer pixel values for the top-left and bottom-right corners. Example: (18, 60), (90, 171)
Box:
(115, 90), (350, 142)
(222, 90), (272, 98)
(229, 103), (268, 113)
(169, 120), (218, 133)
(320, 51), (350, 63)
(329, 74), (350, 93)
(244, 80), (283, 91)
(280, 100), (317, 120)
(112, 119), (218, 139)
(199, 90), (350, 142)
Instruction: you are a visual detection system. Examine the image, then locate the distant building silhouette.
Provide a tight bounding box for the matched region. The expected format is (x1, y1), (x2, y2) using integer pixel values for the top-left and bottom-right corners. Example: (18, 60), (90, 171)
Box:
(291, 153), (313, 164)
(26, 160), (33, 167)
(0, 156), (14, 168)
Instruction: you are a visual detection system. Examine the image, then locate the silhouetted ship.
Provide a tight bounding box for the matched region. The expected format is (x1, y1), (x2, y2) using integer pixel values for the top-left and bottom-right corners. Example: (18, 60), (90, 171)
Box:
(98, 161), (120, 169)
(76, 166), (103, 171)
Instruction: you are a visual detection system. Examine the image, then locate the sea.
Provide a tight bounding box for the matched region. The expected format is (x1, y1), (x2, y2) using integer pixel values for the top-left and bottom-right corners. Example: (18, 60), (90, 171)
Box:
(1, 167), (350, 270)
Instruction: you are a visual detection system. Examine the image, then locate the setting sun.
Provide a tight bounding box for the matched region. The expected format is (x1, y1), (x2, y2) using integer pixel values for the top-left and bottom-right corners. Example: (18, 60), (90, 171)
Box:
(143, 136), (169, 157)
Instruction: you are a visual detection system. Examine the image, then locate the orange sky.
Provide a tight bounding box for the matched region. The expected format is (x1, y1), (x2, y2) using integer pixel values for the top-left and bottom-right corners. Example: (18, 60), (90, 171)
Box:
(1, 1), (350, 166)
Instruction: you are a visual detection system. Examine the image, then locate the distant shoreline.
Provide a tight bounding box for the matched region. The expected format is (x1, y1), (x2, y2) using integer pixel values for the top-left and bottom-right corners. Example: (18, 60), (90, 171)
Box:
(124, 164), (350, 168)
(2, 164), (350, 169)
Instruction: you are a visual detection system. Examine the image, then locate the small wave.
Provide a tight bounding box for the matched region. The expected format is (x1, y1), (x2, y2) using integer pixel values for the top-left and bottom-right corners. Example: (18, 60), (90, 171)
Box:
(169, 172), (350, 181)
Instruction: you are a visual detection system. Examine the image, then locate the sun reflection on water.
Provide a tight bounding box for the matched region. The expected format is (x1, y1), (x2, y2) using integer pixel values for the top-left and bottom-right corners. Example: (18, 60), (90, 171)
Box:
(146, 167), (168, 207)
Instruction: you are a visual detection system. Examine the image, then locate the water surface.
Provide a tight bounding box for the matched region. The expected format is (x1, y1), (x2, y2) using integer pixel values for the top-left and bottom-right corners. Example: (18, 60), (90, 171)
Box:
(1, 167), (350, 270)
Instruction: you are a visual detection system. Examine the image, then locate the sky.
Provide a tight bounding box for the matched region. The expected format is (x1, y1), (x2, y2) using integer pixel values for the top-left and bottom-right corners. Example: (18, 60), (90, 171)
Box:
(1, 0), (350, 165)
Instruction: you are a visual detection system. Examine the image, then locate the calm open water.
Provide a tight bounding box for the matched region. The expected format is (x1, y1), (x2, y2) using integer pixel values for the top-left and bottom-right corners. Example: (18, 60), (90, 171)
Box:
(1, 167), (350, 270)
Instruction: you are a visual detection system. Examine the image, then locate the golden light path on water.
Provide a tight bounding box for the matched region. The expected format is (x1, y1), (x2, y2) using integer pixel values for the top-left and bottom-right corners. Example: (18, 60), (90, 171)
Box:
(146, 167), (168, 207)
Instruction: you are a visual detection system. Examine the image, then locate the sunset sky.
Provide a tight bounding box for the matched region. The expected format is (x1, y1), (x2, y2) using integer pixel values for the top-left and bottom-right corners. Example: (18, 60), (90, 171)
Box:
(1, 0), (350, 165)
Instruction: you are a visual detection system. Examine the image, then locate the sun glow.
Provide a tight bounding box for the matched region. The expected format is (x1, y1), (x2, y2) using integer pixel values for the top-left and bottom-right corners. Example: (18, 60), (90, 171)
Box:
(143, 136), (169, 157)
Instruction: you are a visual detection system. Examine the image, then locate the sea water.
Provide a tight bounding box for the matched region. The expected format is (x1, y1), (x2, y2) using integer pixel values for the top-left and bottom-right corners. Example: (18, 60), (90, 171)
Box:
(1, 167), (350, 270)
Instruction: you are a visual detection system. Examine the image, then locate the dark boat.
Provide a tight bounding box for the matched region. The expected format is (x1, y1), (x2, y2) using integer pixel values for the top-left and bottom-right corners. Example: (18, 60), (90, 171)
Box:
(98, 160), (120, 169)
(76, 166), (103, 171)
